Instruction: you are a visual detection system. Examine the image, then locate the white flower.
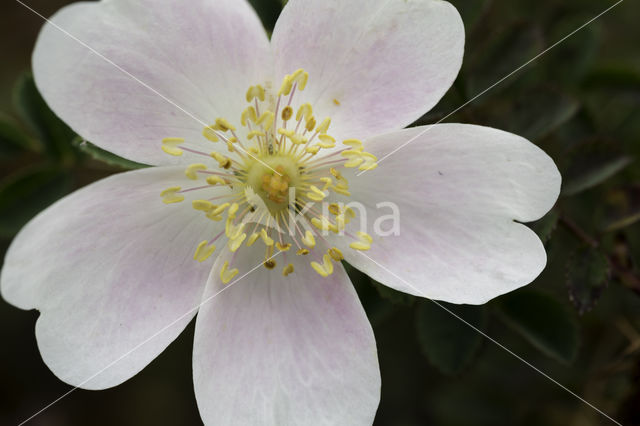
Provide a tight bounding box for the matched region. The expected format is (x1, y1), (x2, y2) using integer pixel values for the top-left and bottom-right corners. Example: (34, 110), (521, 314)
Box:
(0, 0), (561, 424)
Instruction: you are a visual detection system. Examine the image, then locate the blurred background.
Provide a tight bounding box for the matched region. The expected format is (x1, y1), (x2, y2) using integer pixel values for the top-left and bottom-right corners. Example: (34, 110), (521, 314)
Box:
(1, 0), (639, 424)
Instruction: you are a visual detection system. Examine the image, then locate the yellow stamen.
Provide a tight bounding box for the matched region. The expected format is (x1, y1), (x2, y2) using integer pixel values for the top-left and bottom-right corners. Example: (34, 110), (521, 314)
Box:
(185, 163), (207, 180)
(220, 261), (239, 284)
(311, 254), (334, 277)
(202, 126), (219, 142)
(206, 175), (227, 186)
(247, 130), (265, 140)
(194, 240), (216, 262)
(328, 247), (344, 261)
(306, 185), (327, 201)
(161, 137), (184, 156)
(210, 152), (232, 169)
(241, 107), (257, 126)
(317, 134), (336, 148)
(227, 203), (239, 219)
(281, 106), (293, 121)
(343, 139), (363, 151)
(160, 186), (184, 204)
(260, 229), (274, 246)
(349, 231), (373, 251)
(246, 232), (260, 247)
(229, 233), (247, 252)
(193, 200), (215, 211)
(246, 85), (265, 102)
(275, 242), (291, 251)
(317, 118), (331, 134)
(290, 68), (309, 90)
(301, 230), (316, 248)
(282, 263), (294, 276)
(296, 103), (313, 122)
(256, 111), (275, 129)
(214, 118), (236, 132)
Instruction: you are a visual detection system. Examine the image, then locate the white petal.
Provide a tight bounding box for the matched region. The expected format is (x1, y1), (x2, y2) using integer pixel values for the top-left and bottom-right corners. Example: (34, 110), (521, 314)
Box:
(337, 124), (561, 304)
(1, 166), (225, 389)
(33, 0), (271, 165)
(271, 0), (464, 140)
(193, 246), (380, 425)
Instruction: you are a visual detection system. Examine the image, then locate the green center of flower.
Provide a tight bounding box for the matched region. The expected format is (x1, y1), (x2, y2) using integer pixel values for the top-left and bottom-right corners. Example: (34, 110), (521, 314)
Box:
(158, 69), (378, 282)
(245, 156), (298, 213)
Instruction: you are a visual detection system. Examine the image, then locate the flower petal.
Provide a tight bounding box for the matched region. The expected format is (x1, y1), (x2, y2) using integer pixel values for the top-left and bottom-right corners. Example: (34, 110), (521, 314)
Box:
(271, 0), (464, 141)
(193, 246), (380, 425)
(1, 166), (225, 389)
(33, 0), (271, 165)
(337, 124), (561, 304)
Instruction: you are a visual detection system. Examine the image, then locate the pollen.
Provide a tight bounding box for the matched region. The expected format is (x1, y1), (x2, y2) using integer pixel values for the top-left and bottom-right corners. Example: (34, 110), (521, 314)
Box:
(159, 69), (378, 278)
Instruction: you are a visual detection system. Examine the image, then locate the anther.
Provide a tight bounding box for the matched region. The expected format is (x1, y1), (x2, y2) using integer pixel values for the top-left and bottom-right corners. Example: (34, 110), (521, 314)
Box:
(160, 186), (184, 204)
(310, 254), (334, 277)
(185, 163), (207, 180)
(301, 230), (316, 248)
(206, 175), (227, 186)
(275, 242), (292, 251)
(246, 85), (265, 102)
(282, 263), (294, 276)
(214, 118), (236, 132)
(220, 261), (239, 284)
(281, 106), (293, 121)
(349, 231), (373, 251)
(193, 200), (215, 211)
(202, 126), (219, 142)
(328, 247), (344, 261)
(161, 137), (184, 156)
(194, 241), (216, 262)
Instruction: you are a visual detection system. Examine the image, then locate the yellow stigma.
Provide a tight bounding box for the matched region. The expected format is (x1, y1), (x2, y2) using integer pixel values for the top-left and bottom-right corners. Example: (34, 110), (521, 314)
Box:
(159, 69), (379, 278)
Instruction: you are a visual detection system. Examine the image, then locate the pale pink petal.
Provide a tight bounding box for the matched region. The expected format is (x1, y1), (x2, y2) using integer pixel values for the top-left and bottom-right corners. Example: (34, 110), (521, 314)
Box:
(33, 0), (271, 165)
(1, 166), (225, 389)
(271, 0), (464, 141)
(193, 246), (380, 425)
(336, 124), (561, 304)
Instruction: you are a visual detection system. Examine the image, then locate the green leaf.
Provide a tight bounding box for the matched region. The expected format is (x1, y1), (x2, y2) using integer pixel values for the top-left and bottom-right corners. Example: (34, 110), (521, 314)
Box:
(247, 0), (282, 32)
(12, 73), (77, 164)
(505, 87), (579, 141)
(344, 262), (398, 326)
(466, 22), (543, 100)
(562, 155), (633, 196)
(566, 247), (610, 314)
(415, 301), (487, 375)
(0, 166), (73, 238)
(544, 16), (600, 84)
(74, 139), (149, 170)
(583, 65), (640, 92)
(0, 113), (36, 158)
(497, 290), (579, 364)
(373, 280), (416, 306)
(602, 187), (640, 232)
(530, 210), (559, 244)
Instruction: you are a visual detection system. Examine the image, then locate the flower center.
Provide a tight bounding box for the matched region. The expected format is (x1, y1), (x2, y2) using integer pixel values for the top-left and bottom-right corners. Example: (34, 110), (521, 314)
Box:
(245, 157), (297, 213)
(159, 69), (378, 281)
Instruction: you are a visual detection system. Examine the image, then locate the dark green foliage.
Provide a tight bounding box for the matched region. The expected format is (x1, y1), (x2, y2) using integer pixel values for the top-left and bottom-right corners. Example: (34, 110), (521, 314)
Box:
(13, 73), (77, 164)
(1, 0), (640, 425)
(566, 246), (611, 314)
(0, 165), (72, 238)
(415, 301), (487, 375)
(496, 290), (579, 364)
(73, 138), (149, 170)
